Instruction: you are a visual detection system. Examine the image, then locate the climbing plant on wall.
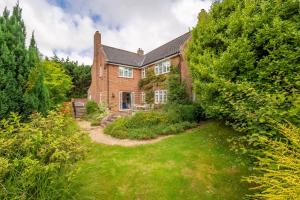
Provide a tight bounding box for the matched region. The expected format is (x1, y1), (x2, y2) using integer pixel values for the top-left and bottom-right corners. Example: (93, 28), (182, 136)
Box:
(139, 65), (190, 104)
(138, 68), (168, 104)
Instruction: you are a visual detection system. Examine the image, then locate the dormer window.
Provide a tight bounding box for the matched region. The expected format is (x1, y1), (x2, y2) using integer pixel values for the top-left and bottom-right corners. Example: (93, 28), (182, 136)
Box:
(154, 60), (171, 75)
(119, 66), (133, 78)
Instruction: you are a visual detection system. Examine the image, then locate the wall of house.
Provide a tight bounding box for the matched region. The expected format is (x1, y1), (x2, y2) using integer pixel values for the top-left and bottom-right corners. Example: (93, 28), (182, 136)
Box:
(88, 31), (193, 112)
(107, 64), (142, 111)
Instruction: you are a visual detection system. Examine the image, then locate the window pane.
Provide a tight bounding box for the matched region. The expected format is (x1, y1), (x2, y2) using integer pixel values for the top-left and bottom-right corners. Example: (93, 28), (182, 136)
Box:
(119, 67), (123, 76)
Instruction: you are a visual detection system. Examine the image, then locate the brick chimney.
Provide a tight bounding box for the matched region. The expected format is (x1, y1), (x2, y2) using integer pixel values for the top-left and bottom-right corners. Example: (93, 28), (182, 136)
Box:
(93, 31), (101, 65)
(137, 48), (144, 55)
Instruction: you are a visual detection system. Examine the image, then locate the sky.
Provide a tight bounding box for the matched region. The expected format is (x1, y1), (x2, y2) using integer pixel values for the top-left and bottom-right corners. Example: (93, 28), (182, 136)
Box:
(0, 0), (212, 65)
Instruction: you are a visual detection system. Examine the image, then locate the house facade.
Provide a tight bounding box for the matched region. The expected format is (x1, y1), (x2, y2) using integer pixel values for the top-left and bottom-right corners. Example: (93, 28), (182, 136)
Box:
(88, 31), (192, 112)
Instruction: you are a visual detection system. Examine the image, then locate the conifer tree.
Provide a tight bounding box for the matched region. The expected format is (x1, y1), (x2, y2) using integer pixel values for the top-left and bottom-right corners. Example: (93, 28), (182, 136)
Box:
(0, 4), (49, 118)
(23, 33), (49, 115)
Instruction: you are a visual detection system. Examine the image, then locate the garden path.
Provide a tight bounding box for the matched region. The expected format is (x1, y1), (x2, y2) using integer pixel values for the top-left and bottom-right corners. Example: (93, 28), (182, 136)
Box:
(76, 119), (173, 147)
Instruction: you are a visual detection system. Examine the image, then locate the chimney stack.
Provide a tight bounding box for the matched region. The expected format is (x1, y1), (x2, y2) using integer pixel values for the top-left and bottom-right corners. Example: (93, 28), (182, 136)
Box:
(93, 31), (101, 64)
(137, 48), (144, 55)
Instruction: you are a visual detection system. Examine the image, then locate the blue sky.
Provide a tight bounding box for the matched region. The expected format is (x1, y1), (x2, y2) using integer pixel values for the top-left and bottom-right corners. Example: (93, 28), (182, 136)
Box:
(0, 0), (212, 64)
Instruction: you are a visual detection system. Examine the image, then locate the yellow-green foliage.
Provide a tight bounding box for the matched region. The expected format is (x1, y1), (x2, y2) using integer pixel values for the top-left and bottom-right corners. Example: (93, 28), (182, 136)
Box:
(245, 123), (300, 200)
(43, 60), (73, 107)
(0, 111), (86, 199)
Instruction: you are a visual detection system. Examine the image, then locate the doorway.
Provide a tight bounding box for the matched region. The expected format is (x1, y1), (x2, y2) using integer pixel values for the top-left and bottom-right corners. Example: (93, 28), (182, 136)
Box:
(120, 92), (132, 110)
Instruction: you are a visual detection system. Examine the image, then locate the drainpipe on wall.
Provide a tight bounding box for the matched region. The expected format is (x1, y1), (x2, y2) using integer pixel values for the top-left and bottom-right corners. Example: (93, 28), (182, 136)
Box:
(107, 64), (110, 108)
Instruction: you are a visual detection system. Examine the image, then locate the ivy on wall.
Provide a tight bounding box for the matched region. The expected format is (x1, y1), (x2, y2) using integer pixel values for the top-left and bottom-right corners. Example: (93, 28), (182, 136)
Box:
(139, 66), (190, 104)
(138, 68), (167, 103)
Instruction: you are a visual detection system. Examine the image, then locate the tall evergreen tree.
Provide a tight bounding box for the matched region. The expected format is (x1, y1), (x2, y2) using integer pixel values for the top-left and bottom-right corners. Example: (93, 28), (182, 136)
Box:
(0, 6), (23, 117)
(23, 33), (49, 115)
(0, 4), (49, 118)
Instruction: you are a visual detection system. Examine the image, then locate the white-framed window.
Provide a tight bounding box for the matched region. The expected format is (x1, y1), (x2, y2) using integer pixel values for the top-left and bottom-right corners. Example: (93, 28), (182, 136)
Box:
(119, 66), (133, 78)
(154, 60), (171, 75)
(154, 90), (167, 104)
(141, 68), (146, 78)
(141, 92), (146, 104)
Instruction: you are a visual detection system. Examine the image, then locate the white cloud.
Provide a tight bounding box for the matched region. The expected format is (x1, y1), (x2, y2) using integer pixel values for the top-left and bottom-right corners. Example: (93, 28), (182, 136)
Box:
(0, 0), (212, 65)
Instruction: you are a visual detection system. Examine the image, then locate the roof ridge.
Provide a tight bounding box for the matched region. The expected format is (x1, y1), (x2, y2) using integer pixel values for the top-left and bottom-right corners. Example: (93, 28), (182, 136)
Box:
(144, 32), (190, 56)
(102, 44), (145, 57)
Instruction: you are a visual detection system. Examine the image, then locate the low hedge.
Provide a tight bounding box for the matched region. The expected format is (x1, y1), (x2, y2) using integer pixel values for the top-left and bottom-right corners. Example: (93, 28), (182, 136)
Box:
(104, 111), (198, 140)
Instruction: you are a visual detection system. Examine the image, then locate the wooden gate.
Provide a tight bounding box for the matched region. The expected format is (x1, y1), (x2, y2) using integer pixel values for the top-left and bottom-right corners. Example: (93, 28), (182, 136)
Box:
(72, 99), (87, 118)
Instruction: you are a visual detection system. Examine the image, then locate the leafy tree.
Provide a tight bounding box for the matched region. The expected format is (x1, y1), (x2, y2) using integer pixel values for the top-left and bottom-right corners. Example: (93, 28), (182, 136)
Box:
(51, 56), (91, 98)
(187, 0), (300, 137)
(43, 60), (72, 107)
(187, 0), (300, 198)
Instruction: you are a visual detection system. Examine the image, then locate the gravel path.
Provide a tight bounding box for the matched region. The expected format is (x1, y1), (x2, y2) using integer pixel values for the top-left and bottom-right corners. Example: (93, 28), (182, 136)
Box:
(76, 119), (173, 147)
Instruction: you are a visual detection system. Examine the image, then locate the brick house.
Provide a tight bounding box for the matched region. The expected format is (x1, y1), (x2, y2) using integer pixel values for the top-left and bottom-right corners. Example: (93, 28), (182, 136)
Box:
(88, 31), (192, 112)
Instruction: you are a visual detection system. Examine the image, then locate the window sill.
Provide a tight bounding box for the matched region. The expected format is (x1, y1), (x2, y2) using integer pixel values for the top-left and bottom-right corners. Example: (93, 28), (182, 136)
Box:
(118, 76), (133, 79)
(155, 72), (170, 76)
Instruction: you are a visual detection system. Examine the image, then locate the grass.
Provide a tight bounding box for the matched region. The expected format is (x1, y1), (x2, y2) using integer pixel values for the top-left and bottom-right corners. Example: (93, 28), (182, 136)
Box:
(71, 121), (251, 200)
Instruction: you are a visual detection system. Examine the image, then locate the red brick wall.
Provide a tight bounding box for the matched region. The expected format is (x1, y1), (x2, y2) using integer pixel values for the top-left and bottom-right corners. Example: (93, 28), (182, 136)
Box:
(107, 64), (142, 111)
(88, 31), (193, 112)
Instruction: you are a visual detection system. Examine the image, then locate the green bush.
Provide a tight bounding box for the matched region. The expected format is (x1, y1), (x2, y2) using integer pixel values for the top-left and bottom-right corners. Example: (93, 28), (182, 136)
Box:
(187, 0), (300, 199)
(84, 101), (108, 125)
(86, 101), (99, 114)
(187, 0), (300, 140)
(245, 123), (300, 199)
(165, 104), (206, 122)
(0, 111), (86, 199)
(104, 111), (198, 140)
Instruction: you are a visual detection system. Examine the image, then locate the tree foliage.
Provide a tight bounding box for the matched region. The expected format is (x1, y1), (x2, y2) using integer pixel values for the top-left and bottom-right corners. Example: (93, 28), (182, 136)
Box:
(246, 123), (300, 199)
(43, 60), (72, 107)
(0, 4), (49, 118)
(187, 0), (300, 140)
(187, 0), (300, 199)
(51, 56), (91, 98)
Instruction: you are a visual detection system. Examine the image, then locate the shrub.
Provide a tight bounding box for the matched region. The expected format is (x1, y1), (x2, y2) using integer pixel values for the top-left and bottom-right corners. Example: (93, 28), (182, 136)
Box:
(167, 67), (190, 105)
(0, 111), (86, 199)
(165, 103), (206, 122)
(86, 101), (99, 114)
(245, 123), (300, 200)
(187, 0), (300, 139)
(84, 101), (108, 125)
(104, 111), (198, 140)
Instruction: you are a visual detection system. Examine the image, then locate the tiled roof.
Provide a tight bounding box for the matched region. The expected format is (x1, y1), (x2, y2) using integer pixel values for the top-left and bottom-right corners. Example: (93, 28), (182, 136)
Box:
(102, 45), (145, 67)
(102, 32), (191, 67)
(142, 32), (191, 66)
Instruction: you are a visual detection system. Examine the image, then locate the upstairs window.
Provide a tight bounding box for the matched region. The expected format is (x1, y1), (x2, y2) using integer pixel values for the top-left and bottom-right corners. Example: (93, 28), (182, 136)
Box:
(141, 68), (146, 78)
(154, 60), (171, 75)
(154, 90), (167, 104)
(119, 66), (133, 78)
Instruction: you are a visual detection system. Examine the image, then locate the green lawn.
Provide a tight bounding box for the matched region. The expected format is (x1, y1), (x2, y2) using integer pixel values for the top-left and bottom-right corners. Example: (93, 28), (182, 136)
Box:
(71, 121), (251, 200)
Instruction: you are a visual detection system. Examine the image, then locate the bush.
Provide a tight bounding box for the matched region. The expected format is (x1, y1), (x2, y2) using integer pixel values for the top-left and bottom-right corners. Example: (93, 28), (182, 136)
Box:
(104, 111), (198, 140)
(245, 123), (300, 199)
(86, 101), (99, 114)
(0, 111), (86, 199)
(84, 101), (108, 125)
(187, 0), (300, 139)
(165, 103), (206, 123)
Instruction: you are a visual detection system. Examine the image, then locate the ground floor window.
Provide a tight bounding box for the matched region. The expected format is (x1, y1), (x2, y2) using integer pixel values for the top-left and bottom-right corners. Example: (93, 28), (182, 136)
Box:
(154, 90), (167, 104)
(141, 92), (146, 104)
